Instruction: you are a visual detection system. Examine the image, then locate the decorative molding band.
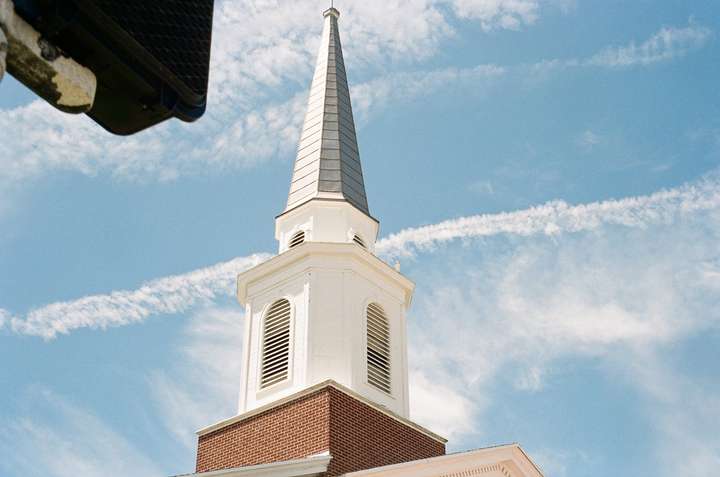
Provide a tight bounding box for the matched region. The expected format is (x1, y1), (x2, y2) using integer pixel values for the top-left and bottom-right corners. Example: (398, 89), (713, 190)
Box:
(343, 445), (543, 477)
(439, 463), (512, 477)
(176, 454), (332, 477)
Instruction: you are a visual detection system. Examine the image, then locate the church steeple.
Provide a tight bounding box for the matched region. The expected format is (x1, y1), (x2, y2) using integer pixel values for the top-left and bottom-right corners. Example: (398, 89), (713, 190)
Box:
(275, 9), (378, 255)
(192, 8), (544, 477)
(285, 7), (369, 216)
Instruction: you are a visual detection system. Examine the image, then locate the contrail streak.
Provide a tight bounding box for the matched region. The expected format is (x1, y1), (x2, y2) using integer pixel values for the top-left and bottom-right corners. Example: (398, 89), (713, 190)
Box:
(376, 174), (720, 258)
(7, 254), (270, 339)
(4, 174), (719, 339)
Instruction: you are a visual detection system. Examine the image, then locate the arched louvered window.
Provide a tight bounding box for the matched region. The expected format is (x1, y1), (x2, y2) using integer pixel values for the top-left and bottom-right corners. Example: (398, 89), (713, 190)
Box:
(288, 231), (305, 249)
(261, 299), (291, 389)
(366, 303), (391, 394)
(353, 234), (366, 248)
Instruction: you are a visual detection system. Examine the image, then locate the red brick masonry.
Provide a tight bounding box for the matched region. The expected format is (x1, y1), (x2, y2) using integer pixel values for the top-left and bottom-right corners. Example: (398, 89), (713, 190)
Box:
(196, 384), (446, 476)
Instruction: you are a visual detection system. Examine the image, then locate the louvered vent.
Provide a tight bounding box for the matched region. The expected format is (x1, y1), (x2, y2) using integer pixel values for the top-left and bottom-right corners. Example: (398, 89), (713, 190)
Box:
(366, 303), (391, 394)
(353, 234), (366, 248)
(261, 299), (291, 389)
(289, 231), (305, 249)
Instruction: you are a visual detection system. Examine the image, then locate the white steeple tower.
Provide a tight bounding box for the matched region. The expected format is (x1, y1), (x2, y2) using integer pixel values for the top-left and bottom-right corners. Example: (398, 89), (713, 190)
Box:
(236, 8), (414, 418)
(196, 9), (543, 477)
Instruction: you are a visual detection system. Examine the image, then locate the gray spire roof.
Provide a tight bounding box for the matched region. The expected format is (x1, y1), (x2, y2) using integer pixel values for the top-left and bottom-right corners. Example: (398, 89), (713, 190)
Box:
(284, 8), (370, 216)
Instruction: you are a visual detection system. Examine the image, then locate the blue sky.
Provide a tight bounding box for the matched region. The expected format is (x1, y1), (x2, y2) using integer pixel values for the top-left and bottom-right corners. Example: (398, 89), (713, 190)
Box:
(1, 1), (720, 476)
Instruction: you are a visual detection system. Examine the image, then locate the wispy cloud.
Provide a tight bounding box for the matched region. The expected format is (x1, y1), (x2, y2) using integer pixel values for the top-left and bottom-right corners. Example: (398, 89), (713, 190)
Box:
(0, 308), (10, 329)
(147, 308), (473, 448)
(0, 0), (553, 193)
(352, 64), (506, 122)
(586, 23), (713, 68)
(149, 307), (244, 451)
(405, 204), (720, 463)
(531, 22), (713, 76)
(1, 9), (704, 196)
(623, 352), (720, 476)
(376, 171), (720, 258)
(409, 371), (477, 439)
(5, 173), (720, 339)
(450, 0), (540, 30)
(0, 388), (163, 477)
(576, 130), (601, 152)
(0, 95), (307, 187)
(9, 254), (269, 339)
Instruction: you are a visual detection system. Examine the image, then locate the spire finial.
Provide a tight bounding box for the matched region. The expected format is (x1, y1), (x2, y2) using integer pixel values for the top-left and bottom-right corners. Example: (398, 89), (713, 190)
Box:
(324, 4), (340, 18)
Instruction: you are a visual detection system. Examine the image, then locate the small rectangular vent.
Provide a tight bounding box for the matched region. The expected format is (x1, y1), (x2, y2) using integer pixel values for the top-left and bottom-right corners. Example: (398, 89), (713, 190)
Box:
(353, 234), (366, 248)
(289, 231), (305, 249)
(261, 299), (291, 388)
(366, 303), (391, 394)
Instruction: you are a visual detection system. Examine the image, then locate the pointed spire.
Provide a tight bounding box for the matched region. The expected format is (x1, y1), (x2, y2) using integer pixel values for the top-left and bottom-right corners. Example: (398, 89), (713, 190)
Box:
(284, 8), (370, 216)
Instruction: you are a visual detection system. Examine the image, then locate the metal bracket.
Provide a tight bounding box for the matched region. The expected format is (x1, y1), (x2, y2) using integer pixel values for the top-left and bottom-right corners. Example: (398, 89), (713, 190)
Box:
(0, 0), (96, 113)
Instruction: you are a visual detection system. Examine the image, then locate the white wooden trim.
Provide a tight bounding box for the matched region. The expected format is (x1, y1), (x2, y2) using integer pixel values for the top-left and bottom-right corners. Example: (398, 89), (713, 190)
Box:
(176, 454), (332, 477)
(197, 380), (446, 444)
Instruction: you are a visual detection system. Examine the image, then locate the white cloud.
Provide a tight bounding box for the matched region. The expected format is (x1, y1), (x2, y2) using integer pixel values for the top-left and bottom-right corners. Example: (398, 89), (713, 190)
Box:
(528, 23), (712, 79)
(468, 179), (495, 195)
(352, 64), (506, 122)
(3, 8), (701, 195)
(449, 0), (540, 30)
(576, 130), (601, 151)
(146, 306), (477, 445)
(0, 62), (504, 190)
(9, 254), (269, 339)
(619, 352), (720, 477)
(0, 0), (561, 192)
(0, 95), (307, 186)
(586, 23), (713, 68)
(2, 175), (719, 477)
(6, 173), (720, 339)
(403, 205), (720, 466)
(513, 365), (545, 392)
(376, 170), (720, 257)
(0, 308), (10, 329)
(149, 307), (244, 450)
(409, 371), (477, 439)
(0, 389), (163, 477)
(0, 9), (706, 204)
(208, 0), (455, 107)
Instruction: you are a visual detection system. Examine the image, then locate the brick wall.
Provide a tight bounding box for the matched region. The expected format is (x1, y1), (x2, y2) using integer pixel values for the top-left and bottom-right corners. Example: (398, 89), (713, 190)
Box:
(195, 384), (445, 475)
(326, 387), (445, 476)
(196, 389), (331, 473)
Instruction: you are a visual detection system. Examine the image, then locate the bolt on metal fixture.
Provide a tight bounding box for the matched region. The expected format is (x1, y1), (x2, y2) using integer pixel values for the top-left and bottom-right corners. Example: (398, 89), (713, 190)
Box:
(37, 36), (59, 61)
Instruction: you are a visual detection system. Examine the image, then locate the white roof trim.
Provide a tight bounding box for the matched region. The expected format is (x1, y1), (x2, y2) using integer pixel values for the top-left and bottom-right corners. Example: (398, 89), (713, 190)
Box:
(341, 444), (543, 477)
(236, 242), (414, 307)
(196, 379), (445, 444)
(175, 454), (332, 477)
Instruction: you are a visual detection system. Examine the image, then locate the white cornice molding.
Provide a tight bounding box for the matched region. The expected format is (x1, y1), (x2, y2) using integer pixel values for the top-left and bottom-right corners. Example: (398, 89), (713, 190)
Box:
(196, 379), (446, 444)
(236, 242), (415, 307)
(174, 453), (332, 477)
